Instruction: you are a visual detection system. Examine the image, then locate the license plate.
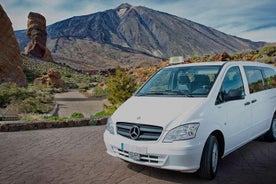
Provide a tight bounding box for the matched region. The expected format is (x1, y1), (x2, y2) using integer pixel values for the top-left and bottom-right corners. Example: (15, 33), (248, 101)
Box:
(129, 152), (140, 161)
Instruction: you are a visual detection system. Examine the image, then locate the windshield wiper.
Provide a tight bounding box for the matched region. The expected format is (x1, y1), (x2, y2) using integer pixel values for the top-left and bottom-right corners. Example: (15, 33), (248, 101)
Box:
(137, 90), (193, 97)
(164, 90), (193, 97)
(136, 91), (166, 96)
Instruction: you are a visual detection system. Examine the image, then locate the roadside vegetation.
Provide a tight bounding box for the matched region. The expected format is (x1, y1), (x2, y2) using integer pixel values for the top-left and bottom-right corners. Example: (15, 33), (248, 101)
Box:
(0, 82), (54, 114)
(1, 56), (104, 121)
(93, 66), (138, 117)
(22, 55), (101, 90)
(185, 45), (276, 66)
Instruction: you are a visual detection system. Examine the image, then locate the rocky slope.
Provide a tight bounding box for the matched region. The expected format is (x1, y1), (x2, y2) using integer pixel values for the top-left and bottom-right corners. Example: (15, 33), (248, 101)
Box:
(15, 3), (265, 70)
(0, 5), (27, 87)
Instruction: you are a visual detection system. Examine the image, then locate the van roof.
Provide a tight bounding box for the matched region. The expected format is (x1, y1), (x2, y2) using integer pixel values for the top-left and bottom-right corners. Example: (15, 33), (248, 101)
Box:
(166, 61), (275, 69)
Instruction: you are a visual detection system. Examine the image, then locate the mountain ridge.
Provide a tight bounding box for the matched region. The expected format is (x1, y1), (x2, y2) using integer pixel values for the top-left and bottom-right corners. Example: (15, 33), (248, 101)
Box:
(15, 3), (265, 70)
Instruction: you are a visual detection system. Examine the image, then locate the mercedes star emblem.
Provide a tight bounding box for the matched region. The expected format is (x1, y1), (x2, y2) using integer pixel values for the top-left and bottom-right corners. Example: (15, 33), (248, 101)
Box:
(129, 125), (140, 140)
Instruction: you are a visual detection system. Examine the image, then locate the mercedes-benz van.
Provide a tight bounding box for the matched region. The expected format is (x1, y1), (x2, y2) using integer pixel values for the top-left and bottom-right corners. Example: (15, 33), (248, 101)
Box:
(104, 61), (276, 179)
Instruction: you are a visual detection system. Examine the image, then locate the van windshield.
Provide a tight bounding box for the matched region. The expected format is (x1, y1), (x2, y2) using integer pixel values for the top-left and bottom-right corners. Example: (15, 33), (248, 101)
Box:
(136, 65), (221, 97)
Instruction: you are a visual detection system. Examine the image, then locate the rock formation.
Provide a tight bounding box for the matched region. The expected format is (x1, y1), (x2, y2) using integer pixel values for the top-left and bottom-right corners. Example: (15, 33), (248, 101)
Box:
(34, 68), (65, 89)
(24, 12), (52, 61)
(0, 5), (27, 87)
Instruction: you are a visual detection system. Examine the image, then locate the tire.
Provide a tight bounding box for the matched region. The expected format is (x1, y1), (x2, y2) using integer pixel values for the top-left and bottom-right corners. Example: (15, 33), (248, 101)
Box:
(264, 114), (276, 142)
(198, 135), (219, 179)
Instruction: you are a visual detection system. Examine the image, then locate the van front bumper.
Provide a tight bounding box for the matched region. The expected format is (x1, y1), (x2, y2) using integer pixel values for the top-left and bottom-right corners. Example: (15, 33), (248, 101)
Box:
(103, 130), (204, 173)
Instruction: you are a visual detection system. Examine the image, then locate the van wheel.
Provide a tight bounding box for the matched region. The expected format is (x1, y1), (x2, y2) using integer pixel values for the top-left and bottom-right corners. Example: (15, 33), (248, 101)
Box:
(198, 135), (219, 179)
(264, 115), (276, 142)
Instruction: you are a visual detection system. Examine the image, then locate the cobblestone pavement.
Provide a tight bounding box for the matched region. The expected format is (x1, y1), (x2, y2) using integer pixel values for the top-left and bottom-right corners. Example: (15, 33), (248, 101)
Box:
(0, 126), (275, 184)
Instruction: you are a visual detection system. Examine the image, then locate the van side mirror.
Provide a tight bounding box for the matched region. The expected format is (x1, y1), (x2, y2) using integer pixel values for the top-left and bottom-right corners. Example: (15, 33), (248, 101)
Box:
(224, 89), (244, 101)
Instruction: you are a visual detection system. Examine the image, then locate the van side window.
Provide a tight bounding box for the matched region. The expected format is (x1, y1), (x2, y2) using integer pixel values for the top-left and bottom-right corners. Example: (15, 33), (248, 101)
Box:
(244, 67), (265, 93)
(216, 66), (245, 105)
(263, 67), (276, 89)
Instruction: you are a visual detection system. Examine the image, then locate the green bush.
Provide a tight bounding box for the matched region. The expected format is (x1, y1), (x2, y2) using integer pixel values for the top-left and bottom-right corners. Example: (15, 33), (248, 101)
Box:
(0, 83), (54, 113)
(92, 111), (107, 117)
(89, 118), (97, 125)
(93, 86), (107, 97)
(259, 46), (276, 57)
(20, 114), (41, 121)
(106, 66), (137, 108)
(44, 116), (68, 121)
(19, 97), (53, 113)
(265, 57), (272, 63)
(23, 68), (40, 83)
(91, 103), (120, 118)
(0, 83), (31, 107)
(78, 83), (89, 92)
(70, 112), (84, 119)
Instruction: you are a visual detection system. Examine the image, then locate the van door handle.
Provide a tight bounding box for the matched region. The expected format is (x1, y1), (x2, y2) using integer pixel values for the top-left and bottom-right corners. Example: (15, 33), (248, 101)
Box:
(251, 99), (257, 103)
(244, 102), (251, 106)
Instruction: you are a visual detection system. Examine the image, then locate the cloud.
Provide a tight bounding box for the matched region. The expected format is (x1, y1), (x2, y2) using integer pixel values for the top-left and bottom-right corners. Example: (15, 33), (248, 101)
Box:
(1, 0), (276, 42)
(239, 27), (276, 42)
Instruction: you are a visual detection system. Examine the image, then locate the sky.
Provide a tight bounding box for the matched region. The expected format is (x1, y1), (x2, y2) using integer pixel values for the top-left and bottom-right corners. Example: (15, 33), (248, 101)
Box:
(1, 0), (276, 42)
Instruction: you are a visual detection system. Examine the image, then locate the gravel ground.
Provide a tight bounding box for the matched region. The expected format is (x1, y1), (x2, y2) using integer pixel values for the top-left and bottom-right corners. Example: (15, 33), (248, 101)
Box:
(54, 90), (108, 118)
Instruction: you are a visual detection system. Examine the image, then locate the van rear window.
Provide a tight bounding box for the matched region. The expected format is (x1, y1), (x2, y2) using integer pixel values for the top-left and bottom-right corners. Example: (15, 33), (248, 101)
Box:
(244, 66), (276, 93)
(263, 67), (276, 89)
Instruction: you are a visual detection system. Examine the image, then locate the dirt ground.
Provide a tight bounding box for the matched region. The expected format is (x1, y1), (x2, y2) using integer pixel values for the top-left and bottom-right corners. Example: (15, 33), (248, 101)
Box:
(54, 90), (108, 118)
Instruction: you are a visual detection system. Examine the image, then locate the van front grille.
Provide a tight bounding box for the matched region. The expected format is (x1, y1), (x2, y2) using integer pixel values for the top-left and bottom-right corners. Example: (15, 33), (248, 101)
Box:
(116, 122), (163, 141)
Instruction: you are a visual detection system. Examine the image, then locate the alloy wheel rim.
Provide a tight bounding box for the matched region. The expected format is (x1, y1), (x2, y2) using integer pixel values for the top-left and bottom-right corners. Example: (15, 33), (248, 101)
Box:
(212, 142), (218, 173)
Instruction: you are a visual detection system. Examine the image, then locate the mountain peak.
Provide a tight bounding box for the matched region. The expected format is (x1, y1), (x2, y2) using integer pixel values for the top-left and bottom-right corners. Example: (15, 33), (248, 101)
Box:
(116, 3), (133, 17)
(116, 3), (132, 10)
(15, 3), (264, 71)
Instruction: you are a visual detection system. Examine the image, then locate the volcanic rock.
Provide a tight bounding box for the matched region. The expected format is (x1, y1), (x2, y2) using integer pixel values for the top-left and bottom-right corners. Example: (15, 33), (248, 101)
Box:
(0, 5), (27, 87)
(24, 12), (53, 61)
(34, 68), (65, 89)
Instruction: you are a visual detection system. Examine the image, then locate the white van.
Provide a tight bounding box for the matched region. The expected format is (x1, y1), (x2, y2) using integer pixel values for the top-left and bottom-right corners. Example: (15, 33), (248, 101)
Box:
(104, 61), (276, 179)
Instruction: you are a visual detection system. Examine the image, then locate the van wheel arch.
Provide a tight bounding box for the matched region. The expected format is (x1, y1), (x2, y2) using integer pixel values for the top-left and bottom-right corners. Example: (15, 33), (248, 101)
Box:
(198, 131), (225, 179)
(211, 130), (225, 158)
(264, 112), (276, 142)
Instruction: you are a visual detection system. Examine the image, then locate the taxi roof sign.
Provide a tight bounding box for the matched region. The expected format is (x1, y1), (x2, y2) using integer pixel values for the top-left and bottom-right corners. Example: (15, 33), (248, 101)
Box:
(169, 56), (184, 65)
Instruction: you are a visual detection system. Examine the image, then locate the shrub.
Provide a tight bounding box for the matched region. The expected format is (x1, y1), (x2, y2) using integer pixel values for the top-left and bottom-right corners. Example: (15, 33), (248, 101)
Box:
(0, 83), (54, 113)
(91, 102), (120, 118)
(44, 116), (68, 121)
(93, 86), (107, 97)
(23, 68), (40, 83)
(89, 118), (97, 125)
(265, 57), (272, 63)
(106, 66), (137, 108)
(20, 114), (42, 121)
(0, 83), (30, 107)
(70, 112), (84, 119)
(259, 46), (276, 57)
(78, 83), (89, 92)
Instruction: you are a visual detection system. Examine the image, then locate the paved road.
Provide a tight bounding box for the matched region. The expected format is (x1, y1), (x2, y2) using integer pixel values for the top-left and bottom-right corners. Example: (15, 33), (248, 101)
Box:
(0, 126), (275, 184)
(54, 90), (108, 118)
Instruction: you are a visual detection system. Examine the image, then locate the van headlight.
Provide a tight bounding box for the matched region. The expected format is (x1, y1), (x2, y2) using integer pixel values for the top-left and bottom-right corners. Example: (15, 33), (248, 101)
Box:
(106, 117), (115, 134)
(163, 123), (200, 143)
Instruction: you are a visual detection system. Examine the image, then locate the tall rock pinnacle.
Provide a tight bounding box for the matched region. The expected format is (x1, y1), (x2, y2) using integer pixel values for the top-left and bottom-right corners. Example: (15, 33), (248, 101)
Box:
(24, 12), (53, 61)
